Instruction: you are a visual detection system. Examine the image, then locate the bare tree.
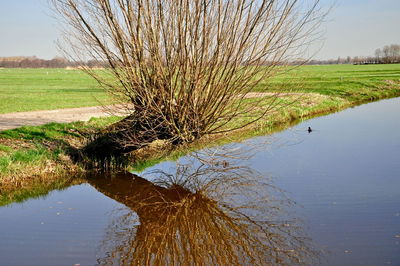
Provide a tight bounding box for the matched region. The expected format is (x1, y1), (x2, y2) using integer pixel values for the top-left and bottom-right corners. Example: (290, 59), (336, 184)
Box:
(52, 0), (324, 155)
(390, 44), (400, 62)
(375, 48), (382, 62)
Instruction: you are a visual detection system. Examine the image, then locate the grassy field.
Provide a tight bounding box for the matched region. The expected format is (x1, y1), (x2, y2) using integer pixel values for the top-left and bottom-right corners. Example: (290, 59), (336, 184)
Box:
(0, 64), (399, 113)
(0, 68), (111, 113)
(257, 64), (400, 99)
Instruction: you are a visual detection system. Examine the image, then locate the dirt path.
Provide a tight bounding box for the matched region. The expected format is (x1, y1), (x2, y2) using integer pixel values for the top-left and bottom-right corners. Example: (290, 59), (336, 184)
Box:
(0, 105), (129, 131)
(0, 92), (307, 131)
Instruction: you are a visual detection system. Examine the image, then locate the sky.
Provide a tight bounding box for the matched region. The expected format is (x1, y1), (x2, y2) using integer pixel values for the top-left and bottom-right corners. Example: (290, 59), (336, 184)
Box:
(0, 0), (399, 60)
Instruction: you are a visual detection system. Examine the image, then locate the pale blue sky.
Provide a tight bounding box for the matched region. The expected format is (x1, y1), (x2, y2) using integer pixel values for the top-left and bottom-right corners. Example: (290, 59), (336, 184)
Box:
(0, 0), (399, 60)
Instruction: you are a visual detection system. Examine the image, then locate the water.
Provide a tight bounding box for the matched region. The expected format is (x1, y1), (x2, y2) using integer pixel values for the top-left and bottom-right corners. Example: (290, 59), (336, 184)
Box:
(1, 98), (399, 265)
(248, 97), (400, 265)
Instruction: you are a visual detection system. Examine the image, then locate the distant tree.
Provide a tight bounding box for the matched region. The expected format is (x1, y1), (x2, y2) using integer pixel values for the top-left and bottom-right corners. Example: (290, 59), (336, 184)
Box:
(375, 48), (382, 63)
(49, 57), (68, 68)
(390, 44), (400, 62)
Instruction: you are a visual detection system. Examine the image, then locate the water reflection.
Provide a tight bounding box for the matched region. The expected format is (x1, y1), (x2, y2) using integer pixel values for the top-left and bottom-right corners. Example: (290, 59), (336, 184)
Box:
(88, 156), (318, 265)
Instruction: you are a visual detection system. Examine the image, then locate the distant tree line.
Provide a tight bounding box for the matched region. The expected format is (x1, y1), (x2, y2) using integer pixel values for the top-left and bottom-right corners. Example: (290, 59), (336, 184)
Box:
(375, 44), (400, 64)
(0, 56), (106, 68)
(293, 44), (400, 65)
(1, 44), (399, 68)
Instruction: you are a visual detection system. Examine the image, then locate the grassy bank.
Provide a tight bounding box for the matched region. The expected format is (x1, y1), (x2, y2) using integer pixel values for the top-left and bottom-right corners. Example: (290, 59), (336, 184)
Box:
(1, 65), (400, 205)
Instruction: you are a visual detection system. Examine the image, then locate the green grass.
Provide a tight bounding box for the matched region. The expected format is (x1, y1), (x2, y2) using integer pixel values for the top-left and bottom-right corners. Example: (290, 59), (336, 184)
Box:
(1, 64), (399, 113)
(0, 116), (122, 142)
(0, 68), (112, 113)
(0, 144), (12, 153)
(256, 64), (400, 100)
(0, 147), (51, 172)
(0, 116), (121, 176)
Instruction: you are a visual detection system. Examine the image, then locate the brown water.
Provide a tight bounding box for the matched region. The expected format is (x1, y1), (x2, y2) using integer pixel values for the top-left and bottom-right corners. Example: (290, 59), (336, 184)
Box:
(0, 97), (399, 265)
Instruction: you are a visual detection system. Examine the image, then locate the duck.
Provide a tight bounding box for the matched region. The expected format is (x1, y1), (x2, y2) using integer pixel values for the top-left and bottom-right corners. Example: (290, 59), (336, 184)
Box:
(308, 127), (312, 133)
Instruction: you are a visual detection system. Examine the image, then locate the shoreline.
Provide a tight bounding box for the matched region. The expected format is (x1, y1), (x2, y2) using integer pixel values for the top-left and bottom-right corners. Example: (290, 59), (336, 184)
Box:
(1, 85), (399, 205)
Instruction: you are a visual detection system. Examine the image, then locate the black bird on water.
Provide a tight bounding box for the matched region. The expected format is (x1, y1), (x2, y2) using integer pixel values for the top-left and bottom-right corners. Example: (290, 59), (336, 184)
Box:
(308, 127), (312, 133)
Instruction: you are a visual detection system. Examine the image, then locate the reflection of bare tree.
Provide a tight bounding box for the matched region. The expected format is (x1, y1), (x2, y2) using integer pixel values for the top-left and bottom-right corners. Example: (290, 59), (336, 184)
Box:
(89, 159), (317, 265)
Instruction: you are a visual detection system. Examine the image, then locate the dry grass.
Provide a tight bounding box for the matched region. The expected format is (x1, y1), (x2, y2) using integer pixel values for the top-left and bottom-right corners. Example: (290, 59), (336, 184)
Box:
(0, 158), (79, 192)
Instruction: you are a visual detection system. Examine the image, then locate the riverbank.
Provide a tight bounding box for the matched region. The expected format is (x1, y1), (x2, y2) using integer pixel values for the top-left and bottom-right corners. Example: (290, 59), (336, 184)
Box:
(1, 77), (399, 205)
